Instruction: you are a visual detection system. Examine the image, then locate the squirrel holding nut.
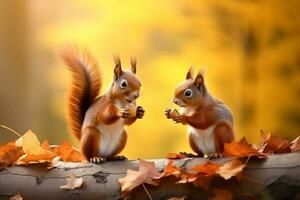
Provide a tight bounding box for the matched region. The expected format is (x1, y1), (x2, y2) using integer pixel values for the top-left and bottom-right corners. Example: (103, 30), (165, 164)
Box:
(165, 68), (234, 158)
(61, 47), (144, 163)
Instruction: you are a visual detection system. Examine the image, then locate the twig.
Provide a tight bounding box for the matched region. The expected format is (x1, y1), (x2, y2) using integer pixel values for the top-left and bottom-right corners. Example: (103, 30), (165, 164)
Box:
(142, 184), (153, 200)
(0, 125), (22, 137)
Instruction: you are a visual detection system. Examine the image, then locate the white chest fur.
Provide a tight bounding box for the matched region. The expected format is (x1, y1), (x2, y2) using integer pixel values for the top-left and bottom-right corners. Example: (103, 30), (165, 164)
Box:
(96, 119), (125, 158)
(188, 125), (217, 155)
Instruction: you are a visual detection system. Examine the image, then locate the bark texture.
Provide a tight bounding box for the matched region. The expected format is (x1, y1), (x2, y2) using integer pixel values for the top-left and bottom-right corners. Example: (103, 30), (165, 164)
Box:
(0, 152), (299, 200)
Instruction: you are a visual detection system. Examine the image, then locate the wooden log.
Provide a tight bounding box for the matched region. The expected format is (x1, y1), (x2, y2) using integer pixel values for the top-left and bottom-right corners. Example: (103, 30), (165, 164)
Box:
(0, 152), (299, 200)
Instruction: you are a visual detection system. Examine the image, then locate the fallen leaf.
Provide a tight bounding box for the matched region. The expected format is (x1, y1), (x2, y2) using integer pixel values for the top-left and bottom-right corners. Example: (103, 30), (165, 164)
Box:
(0, 142), (23, 166)
(216, 160), (245, 180)
(53, 142), (84, 162)
(155, 160), (181, 179)
(193, 174), (212, 190)
(60, 174), (83, 190)
(166, 152), (186, 159)
(15, 130), (55, 164)
(210, 188), (233, 200)
(223, 137), (267, 158)
(41, 140), (51, 151)
(176, 172), (198, 184)
(193, 162), (220, 176)
(259, 132), (291, 154)
(290, 136), (300, 152)
(9, 193), (23, 200)
(118, 160), (160, 196)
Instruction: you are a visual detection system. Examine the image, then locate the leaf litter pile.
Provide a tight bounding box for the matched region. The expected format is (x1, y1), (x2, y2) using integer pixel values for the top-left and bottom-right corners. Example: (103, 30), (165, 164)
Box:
(0, 126), (299, 200)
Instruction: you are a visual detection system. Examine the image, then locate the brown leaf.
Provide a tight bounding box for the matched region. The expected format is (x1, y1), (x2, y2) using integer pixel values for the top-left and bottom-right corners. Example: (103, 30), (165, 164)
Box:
(210, 188), (233, 200)
(216, 159), (245, 180)
(15, 130), (55, 164)
(223, 137), (267, 158)
(176, 172), (198, 184)
(155, 160), (181, 179)
(166, 152), (186, 159)
(60, 174), (83, 190)
(193, 174), (212, 190)
(168, 197), (185, 200)
(259, 132), (291, 154)
(193, 162), (220, 176)
(290, 136), (300, 152)
(0, 142), (23, 166)
(118, 160), (160, 196)
(9, 193), (23, 200)
(53, 142), (84, 162)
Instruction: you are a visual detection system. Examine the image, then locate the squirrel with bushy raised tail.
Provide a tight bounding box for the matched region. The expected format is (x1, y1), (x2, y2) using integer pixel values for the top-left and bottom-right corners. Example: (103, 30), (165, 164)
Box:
(165, 68), (234, 158)
(61, 47), (145, 163)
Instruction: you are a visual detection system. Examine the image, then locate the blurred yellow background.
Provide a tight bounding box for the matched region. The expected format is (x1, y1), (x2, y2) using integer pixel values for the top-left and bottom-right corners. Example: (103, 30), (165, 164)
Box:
(0, 0), (299, 159)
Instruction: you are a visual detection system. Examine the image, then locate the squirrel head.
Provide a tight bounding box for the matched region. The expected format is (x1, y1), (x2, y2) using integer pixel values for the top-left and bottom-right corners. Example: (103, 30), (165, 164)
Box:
(173, 68), (206, 108)
(110, 56), (141, 103)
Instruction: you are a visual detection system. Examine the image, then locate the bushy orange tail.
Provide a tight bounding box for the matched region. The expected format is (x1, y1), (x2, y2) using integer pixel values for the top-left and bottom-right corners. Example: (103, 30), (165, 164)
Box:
(61, 47), (102, 140)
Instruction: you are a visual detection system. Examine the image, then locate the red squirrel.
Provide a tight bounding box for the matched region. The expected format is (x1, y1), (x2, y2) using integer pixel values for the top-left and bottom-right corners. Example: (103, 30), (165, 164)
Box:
(61, 47), (144, 163)
(165, 68), (234, 158)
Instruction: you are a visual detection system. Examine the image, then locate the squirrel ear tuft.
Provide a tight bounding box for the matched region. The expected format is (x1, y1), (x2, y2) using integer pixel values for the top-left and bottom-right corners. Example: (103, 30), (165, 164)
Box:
(113, 55), (122, 80)
(186, 67), (193, 79)
(194, 71), (204, 90)
(131, 57), (137, 74)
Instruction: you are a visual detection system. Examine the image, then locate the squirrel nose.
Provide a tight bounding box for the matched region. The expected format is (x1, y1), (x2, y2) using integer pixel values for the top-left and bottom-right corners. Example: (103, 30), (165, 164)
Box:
(173, 98), (178, 104)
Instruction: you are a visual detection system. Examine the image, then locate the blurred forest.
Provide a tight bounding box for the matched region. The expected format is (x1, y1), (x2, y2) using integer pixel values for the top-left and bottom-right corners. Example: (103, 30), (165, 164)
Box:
(0, 0), (299, 159)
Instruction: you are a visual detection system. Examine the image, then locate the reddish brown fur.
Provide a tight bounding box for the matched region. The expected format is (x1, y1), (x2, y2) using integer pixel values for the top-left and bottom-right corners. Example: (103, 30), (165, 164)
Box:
(80, 126), (100, 160)
(168, 69), (234, 156)
(214, 121), (234, 152)
(61, 47), (102, 140)
(62, 48), (143, 161)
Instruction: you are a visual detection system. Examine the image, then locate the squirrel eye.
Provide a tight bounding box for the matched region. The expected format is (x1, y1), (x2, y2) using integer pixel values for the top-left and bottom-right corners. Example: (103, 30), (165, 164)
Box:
(184, 89), (192, 97)
(120, 79), (128, 89)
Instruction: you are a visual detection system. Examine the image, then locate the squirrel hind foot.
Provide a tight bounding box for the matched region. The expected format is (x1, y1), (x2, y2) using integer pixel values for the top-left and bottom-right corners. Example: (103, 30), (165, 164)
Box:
(90, 157), (106, 164)
(106, 155), (128, 161)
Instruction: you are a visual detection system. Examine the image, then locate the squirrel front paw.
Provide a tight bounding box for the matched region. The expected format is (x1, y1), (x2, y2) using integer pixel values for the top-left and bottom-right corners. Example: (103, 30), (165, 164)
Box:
(136, 106), (145, 119)
(165, 109), (186, 124)
(90, 157), (106, 164)
(120, 108), (131, 119)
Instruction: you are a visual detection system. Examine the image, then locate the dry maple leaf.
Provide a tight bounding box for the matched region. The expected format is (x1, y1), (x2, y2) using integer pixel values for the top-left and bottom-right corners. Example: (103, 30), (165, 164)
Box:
(166, 152), (186, 159)
(15, 130), (55, 164)
(223, 137), (266, 158)
(155, 160), (181, 179)
(210, 188), (233, 200)
(258, 132), (291, 154)
(53, 142), (84, 162)
(60, 174), (83, 190)
(9, 193), (23, 200)
(192, 162), (220, 176)
(193, 174), (212, 190)
(291, 136), (300, 152)
(216, 159), (245, 180)
(0, 142), (23, 166)
(118, 160), (160, 196)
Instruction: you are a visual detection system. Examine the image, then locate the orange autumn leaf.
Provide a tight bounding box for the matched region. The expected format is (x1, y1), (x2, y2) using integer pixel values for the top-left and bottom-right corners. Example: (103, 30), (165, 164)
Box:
(118, 160), (160, 196)
(176, 172), (198, 184)
(193, 174), (212, 190)
(259, 132), (291, 154)
(41, 140), (51, 151)
(15, 130), (55, 164)
(210, 188), (233, 200)
(223, 137), (266, 158)
(193, 162), (221, 176)
(291, 136), (300, 152)
(216, 159), (245, 180)
(0, 142), (23, 166)
(53, 142), (84, 162)
(155, 160), (181, 179)
(166, 152), (186, 159)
